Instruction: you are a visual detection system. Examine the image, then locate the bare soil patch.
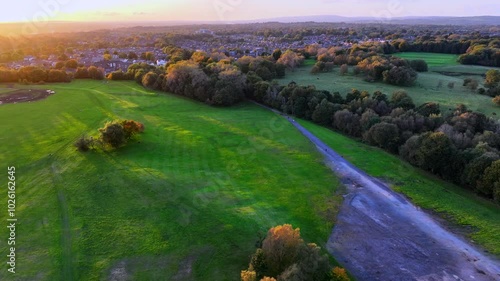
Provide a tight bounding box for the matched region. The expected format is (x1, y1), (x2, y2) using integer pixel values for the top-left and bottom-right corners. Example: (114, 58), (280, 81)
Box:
(0, 89), (55, 104)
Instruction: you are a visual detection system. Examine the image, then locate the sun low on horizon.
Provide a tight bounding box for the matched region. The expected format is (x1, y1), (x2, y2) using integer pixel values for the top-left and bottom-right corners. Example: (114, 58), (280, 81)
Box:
(0, 0), (499, 23)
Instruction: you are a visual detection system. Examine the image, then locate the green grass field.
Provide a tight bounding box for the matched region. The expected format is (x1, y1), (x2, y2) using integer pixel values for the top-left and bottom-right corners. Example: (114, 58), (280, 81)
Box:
(393, 52), (460, 67)
(279, 58), (500, 117)
(0, 80), (342, 280)
(297, 119), (500, 256)
(0, 88), (14, 95)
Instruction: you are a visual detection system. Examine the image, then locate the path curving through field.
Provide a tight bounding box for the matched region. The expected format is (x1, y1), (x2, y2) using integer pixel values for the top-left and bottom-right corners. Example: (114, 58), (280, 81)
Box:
(286, 117), (500, 281)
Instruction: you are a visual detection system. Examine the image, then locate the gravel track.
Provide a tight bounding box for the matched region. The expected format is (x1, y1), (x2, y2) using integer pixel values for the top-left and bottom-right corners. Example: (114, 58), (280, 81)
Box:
(286, 117), (500, 281)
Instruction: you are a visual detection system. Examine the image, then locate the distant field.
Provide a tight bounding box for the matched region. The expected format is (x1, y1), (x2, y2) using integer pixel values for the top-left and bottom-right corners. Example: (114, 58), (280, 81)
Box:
(279, 59), (500, 117)
(0, 80), (342, 280)
(393, 52), (460, 67)
(0, 88), (14, 95)
(298, 119), (500, 256)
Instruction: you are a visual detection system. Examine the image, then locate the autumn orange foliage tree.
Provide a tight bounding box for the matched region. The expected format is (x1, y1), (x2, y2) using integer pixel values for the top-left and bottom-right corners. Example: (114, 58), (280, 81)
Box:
(241, 224), (350, 281)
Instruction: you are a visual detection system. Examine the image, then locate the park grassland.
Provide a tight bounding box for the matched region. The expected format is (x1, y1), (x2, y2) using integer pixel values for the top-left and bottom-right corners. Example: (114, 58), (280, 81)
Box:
(0, 80), (342, 280)
(280, 56), (500, 117)
(392, 52), (460, 67)
(297, 119), (500, 256)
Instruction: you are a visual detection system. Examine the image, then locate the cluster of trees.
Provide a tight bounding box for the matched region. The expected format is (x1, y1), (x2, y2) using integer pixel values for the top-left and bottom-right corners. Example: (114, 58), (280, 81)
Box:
(458, 43), (500, 67)
(0, 65), (105, 84)
(114, 49), (292, 106)
(0, 66), (72, 83)
(483, 70), (500, 105)
(75, 119), (144, 151)
(306, 43), (426, 86)
(241, 225), (350, 281)
(74, 66), (105, 80)
(246, 77), (500, 203)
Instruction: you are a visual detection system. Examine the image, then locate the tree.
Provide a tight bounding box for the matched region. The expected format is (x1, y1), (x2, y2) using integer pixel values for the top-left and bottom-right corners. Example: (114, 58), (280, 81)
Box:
(121, 120), (144, 139)
(416, 102), (440, 117)
(262, 225), (303, 277)
(241, 270), (257, 281)
(383, 66), (417, 86)
(485, 69), (500, 89)
(128, 52), (138, 60)
(99, 121), (126, 148)
(165, 60), (212, 103)
(272, 49), (282, 61)
(74, 136), (94, 152)
(65, 59), (78, 69)
(312, 99), (336, 125)
(340, 64), (349, 75)
(334, 110), (361, 137)
(477, 160), (500, 201)
(415, 132), (455, 174)
(211, 64), (246, 106)
(277, 50), (304, 70)
(88, 66), (104, 80)
(463, 78), (479, 91)
(141, 72), (159, 89)
(493, 96), (500, 106)
(74, 67), (89, 79)
(409, 59), (428, 72)
(55, 61), (65, 69)
(364, 122), (400, 152)
(47, 69), (70, 83)
(283, 243), (331, 281)
(463, 152), (500, 192)
(331, 267), (350, 281)
(390, 90), (415, 110)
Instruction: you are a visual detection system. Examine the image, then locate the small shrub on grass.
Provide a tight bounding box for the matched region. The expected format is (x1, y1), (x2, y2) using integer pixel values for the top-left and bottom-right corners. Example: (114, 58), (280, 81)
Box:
(99, 121), (126, 148)
(97, 119), (145, 149)
(74, 136), (94, 152)
(121, 120), (145, 139)
(241, 270), (257, 281)
(331, 267), (350, 281)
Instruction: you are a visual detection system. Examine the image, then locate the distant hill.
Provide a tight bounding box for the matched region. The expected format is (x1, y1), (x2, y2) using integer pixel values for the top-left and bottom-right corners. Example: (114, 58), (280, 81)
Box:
(0, 15), (498, 36)
(254, 15), (500, 26)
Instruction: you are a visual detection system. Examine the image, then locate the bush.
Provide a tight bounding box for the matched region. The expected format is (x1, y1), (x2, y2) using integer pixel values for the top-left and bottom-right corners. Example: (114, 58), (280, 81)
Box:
(241, 270), (257, 281)
(99, 121), (127, 148)
(74, 136), (94, 152)
(409, 59), (428, 72)
(121, 120), (145, 139)
(382, 66), (417, 86)
(463, 78), (479, 91)
(242, 225), (344, 280)
(340, 64), (349, 75)
(493, 96), (500, 106)
(332, 267), (350, 281)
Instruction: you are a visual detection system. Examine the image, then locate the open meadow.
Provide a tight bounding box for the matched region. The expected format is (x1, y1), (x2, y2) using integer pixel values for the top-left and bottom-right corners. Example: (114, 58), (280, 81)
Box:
(0, 80), (342, 280)
(279, 55), (500, 117)
(392, 52), (460, 67)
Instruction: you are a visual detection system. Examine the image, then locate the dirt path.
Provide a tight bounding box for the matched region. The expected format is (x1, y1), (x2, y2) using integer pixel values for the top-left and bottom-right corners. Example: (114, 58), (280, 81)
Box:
(286, 118), (500, 281)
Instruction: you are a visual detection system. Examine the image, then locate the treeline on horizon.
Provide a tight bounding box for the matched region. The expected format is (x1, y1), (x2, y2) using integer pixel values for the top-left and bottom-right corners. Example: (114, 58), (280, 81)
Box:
(0, 22), (499, 67)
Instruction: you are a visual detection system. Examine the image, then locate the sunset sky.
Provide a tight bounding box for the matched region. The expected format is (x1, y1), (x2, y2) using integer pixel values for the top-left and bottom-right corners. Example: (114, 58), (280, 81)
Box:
(1, 0), (499, 23)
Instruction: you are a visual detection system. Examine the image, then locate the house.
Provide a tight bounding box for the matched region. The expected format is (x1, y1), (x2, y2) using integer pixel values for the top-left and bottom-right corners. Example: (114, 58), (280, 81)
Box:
(196, 29), (215, 35)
